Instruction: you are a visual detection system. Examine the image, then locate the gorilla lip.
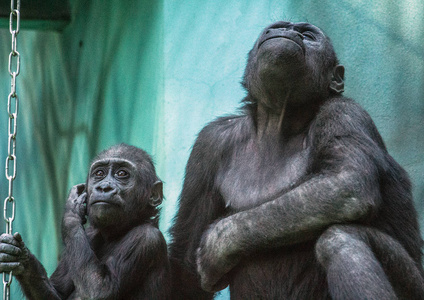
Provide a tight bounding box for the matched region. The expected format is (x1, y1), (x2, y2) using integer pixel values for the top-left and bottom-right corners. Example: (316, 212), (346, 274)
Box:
(91, 200), (118, 206)
(91, 201), (109, 205)
(259, 36), (304, 53)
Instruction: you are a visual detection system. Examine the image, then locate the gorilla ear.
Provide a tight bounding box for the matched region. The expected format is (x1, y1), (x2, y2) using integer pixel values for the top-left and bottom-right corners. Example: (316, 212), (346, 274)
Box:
(329, 65), (345, 94)
(149, 180), (163, 207)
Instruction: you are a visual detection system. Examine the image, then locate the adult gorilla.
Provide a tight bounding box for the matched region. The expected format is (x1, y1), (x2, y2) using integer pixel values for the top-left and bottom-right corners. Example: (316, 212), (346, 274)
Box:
(170, 21), (424, 299)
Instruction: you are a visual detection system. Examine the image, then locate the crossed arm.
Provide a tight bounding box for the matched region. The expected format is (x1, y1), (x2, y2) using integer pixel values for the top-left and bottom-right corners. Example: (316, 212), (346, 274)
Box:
(196, 107), (386, 291)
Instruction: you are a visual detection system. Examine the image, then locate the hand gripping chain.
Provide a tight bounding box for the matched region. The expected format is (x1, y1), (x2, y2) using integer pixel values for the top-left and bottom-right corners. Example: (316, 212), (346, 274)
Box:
(3, 1), (21, 299)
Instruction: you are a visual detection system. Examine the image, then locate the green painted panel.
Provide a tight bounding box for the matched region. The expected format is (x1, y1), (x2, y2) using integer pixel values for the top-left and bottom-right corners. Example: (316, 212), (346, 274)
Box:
(0, 0), (163, 297)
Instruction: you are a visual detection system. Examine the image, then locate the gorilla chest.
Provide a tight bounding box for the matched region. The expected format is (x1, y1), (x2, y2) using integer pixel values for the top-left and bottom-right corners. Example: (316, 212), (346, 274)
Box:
(217, 137), (311, 211)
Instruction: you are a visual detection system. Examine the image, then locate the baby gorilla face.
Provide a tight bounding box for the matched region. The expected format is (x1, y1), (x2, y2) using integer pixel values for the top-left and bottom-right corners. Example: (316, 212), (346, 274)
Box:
(87, 158), (136, 229)
(85, 144), (163, 233)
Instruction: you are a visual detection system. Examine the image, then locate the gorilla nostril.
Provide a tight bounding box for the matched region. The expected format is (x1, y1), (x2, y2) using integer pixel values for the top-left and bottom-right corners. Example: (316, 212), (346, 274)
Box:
(97, 182), (117, 194)
(103, 186), (113, 193)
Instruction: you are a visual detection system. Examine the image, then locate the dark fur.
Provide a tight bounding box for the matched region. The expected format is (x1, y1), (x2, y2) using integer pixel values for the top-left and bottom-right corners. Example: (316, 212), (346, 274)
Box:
(0, 144), (171, 299)
(169, 22), (424, 299)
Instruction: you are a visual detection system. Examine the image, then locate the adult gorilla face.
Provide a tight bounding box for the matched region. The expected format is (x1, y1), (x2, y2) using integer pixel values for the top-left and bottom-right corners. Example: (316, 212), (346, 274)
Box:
(243, 21), (342, 108)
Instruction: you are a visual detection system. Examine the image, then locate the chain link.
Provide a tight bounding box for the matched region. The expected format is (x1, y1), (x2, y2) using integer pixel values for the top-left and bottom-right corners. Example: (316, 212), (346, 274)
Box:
(3, 1), (21, 299)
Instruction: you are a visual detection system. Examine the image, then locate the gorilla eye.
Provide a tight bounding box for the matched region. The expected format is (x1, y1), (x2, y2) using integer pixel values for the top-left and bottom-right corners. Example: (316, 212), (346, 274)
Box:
(116, 170), (129, 178)
(94, 170), (105, 177)
(303, 31), (316, 41)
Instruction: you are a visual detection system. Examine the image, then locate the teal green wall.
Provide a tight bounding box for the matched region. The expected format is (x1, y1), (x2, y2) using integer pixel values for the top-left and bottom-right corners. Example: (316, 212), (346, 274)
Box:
(0, 0), (423, 298)
(0, 0), (164, 297)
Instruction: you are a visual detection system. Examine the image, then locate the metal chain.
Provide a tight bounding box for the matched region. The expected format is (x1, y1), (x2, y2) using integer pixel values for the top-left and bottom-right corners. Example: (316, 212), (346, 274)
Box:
(3, 1), (21, 299)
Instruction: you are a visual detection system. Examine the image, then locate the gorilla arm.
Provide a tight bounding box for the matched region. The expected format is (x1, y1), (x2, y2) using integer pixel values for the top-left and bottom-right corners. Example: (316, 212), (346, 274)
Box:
(169, 119), (233, 299)
(59, 184), (111, 298)
(0, 187), (88, 300)
(0, 232), (63, 299)
(197, 99), (386, 291)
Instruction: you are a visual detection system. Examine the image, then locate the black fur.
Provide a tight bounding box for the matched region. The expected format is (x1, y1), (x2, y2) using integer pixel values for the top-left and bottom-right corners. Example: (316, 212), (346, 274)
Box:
(169, 22), (424, 299)
(0, 144), (171, 299)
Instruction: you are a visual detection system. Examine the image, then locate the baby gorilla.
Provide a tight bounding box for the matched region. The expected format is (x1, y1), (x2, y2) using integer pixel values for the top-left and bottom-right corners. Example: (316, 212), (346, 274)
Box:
(0, 144), (170, 299)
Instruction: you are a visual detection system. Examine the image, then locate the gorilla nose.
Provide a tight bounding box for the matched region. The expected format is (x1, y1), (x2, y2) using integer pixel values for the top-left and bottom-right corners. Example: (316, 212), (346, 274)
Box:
(96, 182), (117, 195)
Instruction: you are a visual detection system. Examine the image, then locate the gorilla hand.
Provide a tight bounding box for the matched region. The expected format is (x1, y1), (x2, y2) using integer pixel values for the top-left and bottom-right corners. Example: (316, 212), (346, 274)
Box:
(196, 218), (241, 292)
(0, 232), (30, 276)
(63, 184), (88, 242)
(64, 183), (87, 225)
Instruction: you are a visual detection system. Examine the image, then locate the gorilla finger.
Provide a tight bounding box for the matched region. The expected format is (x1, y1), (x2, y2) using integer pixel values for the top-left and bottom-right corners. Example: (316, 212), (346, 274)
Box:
(0, 244), (21, 256)
(77, 193), (87, 205)
(70, 185), (79, 194)
(11, 264), (24, 275)
(0, 234), (20, 247)
(68, 186), (80, 200)
(0, 262), (21, 273)
(13, 232), (23, 245)
(0, 253), (20, 262)
(75, 183), (86, 194)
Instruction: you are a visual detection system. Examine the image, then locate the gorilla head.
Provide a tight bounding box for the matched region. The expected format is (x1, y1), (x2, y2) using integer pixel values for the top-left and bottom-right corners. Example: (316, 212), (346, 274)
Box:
(242, 21), (344, 109)
(86, 144), (163, 232)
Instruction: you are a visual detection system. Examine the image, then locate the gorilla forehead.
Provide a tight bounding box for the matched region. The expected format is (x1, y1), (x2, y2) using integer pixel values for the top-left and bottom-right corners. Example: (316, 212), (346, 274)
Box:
(93, 144), (155, 169)
(91, 144), (159, 185)
(89, 157), (137, 172)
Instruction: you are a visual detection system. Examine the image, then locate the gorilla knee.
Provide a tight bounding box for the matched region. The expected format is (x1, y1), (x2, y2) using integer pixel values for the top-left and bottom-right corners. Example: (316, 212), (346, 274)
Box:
(315, 225), (365, 269)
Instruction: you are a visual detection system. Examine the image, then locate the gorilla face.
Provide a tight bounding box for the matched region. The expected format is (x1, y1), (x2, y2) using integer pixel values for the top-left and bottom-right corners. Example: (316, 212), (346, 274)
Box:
(243, 21), (340, 107)
(86, 158), (138, 229)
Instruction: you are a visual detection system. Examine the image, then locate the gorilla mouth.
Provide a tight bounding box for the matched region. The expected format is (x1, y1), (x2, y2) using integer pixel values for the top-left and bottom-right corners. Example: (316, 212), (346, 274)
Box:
(92, 200), (110, 205)
(259, 36), (304, 53)
(91, 199), (119, 206)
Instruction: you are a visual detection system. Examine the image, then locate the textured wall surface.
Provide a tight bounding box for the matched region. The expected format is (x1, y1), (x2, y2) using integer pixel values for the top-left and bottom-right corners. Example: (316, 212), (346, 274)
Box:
(0, 0), (423, 298)
(0, 0), (164, 297)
